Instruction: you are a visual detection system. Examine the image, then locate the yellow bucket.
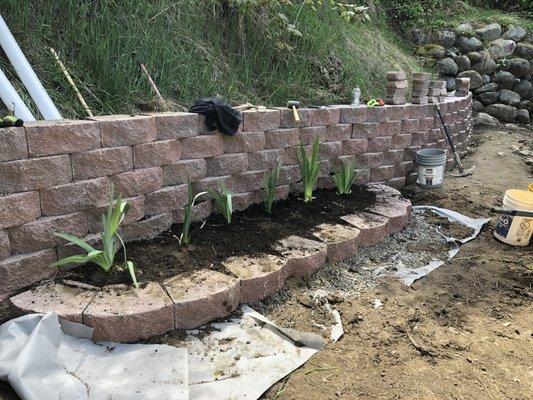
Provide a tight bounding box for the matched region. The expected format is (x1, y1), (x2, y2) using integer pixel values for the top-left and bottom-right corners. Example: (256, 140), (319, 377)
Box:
(494, 189), (533, 246)
(529, 183), (533, 192)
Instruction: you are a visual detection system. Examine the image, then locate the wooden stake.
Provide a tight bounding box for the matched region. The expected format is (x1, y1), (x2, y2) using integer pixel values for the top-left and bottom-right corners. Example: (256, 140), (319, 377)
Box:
(49, 48), (93, 117)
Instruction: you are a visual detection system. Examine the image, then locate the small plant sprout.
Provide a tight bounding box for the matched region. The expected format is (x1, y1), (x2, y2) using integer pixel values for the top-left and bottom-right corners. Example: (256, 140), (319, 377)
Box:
(180, 181), (207, 246)
(208, 183), (233, 223)
(51, 184), (139, 289)
(332, 158), (358, 195)
(297, 135), (321, 202)
(262, 161), (282, 215)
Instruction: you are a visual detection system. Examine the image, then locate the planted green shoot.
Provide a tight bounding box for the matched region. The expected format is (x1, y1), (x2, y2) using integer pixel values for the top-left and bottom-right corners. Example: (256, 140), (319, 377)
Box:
(180, 181), (207, 246)
(51, 184), (139, 289)
(262, 161), (282, 215)
(297, 136), (321, 202)
(332, 159), (358, 195)
(208, 183), (233, 223)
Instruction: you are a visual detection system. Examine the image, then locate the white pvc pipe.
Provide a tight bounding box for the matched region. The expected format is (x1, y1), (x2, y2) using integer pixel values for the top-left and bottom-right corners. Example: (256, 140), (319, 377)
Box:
(0, 14), (62, 120)
(0, 68), (36, 121)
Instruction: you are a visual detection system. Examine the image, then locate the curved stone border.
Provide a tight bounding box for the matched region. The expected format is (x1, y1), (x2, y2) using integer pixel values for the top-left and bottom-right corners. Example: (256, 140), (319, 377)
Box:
(10, 183), (411, 342)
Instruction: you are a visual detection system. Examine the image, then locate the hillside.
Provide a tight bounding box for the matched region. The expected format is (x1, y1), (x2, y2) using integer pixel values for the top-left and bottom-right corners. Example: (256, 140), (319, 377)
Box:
(0, 1), (530, 119)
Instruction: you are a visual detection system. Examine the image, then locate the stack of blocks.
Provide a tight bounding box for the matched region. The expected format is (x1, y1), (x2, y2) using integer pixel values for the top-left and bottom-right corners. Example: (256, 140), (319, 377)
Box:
(427, 80), (447, 103)
(385, 71), (407, 105)
(411, 72), (431, 104)
(455, 78), (471, 97)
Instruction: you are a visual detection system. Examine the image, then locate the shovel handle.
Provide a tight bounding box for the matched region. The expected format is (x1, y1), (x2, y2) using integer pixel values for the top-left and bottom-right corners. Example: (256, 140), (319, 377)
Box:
(292, 106), (301, 122)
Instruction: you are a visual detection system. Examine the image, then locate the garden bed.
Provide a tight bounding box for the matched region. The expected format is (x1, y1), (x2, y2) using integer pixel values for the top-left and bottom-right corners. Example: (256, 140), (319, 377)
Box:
(9, 184), (412, 342)
(62, 186), (376, 287)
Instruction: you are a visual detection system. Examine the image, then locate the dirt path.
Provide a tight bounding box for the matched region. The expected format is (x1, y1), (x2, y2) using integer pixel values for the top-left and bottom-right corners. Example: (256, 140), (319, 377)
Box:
(0, 127), (531, 400)
(262, 127), (533, 400)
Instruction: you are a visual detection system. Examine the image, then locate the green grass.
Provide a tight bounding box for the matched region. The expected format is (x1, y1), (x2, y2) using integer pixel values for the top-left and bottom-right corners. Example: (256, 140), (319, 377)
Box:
(0, 0), (422, 118)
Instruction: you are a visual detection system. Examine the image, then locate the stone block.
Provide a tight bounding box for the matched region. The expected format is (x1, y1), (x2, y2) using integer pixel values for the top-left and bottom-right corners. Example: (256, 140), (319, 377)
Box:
(9, 212), (87, 253)
(94, 115), (156, 147)
(0, 191), (41, 229)
(112, 167), (164, 197)
(72, 146), (133, 180)
(401, 119), (419, 134)
(181, 134), (224, 159)
(264, 128), (300, 149)
(25, 120), (100, 157)
(309, 107), (340, 126)
(121, 213), (173, 242)
(162, 159), (206, 186)
(224, 132), (265, 153)
(299, 126), (327, 144)
(206, 153), (249, 176)
(339, 106), (367, 124)
(174, 199), (213, 224)
(0, 155), (72, 194)
(41, 177), (111, 216)
(233, 170), (267, 193)
(342, 139), (368, 156)
(83, 283), (175, 342)
(145, 185), (188, 215)
(248, 149), (283, 170)
(368, 137), (392, 152)
(133, 139), (181, 168)
(0, 249), (57, 295)
(242, 109), (280, 132)
(312, 223), (361, 262)
(87, 195), (145, 233)
(152, 112), (200, 140)
(341, 212), (390, 247)
(0, 127), (28, 161)
(358, 152), (384, 169)
(326, 124), (352, 141)
(0, 230), (10, 260)
(371, 165), (395, 182)
(391, 134), (412, 149)
(164, 269), (240, 329)
(273, 236), (327, 278)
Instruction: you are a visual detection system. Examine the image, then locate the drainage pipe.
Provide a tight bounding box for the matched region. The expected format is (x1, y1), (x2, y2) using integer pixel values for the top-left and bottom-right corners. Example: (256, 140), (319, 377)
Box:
(0, 14), (61, 120)
(0, 67), (36, 121)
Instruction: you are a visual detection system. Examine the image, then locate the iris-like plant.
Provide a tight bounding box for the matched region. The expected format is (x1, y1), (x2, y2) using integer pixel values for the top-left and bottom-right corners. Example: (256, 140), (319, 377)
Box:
(262, 161), (282, 215)
(332, 159), (358, 195)
(179, 181), (207, 246)
(208, 183), (233, 223)
(297, 136), (321, 202)
(51, 184), (139, 289)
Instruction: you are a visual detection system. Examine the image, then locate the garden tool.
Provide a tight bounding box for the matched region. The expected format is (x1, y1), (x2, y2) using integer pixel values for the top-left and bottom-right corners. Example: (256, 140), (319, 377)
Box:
(0, 115), (23, 127)
(490, 207), (533, 218)
(367, 98), (384, 107)
(287, 100), (301, 122)
(435, 105), (475, 178)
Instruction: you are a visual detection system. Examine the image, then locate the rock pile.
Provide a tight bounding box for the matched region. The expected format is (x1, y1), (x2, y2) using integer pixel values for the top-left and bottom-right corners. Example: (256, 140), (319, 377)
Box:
(412, 22), (532, 125)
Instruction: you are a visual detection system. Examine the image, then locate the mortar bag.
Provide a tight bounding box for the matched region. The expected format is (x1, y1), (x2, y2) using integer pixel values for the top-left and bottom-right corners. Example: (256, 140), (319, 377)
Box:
(189, 97), (242, 135)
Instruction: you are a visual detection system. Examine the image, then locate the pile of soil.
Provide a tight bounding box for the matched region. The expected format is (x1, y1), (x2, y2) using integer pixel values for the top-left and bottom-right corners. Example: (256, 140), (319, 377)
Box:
(60, 186), (376, 287)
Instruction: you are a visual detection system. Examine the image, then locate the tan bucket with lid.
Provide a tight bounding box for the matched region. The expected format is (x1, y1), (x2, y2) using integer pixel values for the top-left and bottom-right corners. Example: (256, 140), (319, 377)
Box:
(494, 189), (533, 246)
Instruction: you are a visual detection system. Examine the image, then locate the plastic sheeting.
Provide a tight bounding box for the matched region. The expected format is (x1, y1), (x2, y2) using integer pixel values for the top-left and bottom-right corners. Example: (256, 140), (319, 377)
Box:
(394, 206), (491, 286)
(0, 307), (322, 400)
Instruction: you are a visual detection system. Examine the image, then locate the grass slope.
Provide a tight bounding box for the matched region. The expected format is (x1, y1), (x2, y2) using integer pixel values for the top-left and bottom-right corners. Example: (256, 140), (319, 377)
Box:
(0, 0), (421, 118)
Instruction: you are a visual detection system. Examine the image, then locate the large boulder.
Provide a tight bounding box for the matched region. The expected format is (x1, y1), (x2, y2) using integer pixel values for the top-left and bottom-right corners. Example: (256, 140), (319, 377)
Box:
(467, 51), (483, 64)
(457, 36), (484, 53)
(514, 80), (533, 100)
(498, 89), (522, 107)
(472, 100), (484, 112)
(482, 75), (491, 85)
(436, 57), (458, 76)
(445, 77), (456, 92)
(455, 22), (474, 36)
(487, 39), (516, 60)
(474, 112), (499, 126)
(473, 53), (497, 75)
(516, 109), (530, 124)
(457, 70), (483, 89)
(477, 91), (499, 105)
(446, 47), (460, 59)
(409, 28), (427, 45)
(474, 83), (499, 94)
(505, 58), (531, 78)
(475, 23), (502, 42)
(520, 100), (533, 113)
(455, 55), (471, 71)
(485, 104), (518, 122)
(514, 43), (533, 60)
(418, 44), (446, 59)
(432, 29), (456, 48)
(502, 25), (526, 42)
(493, 70), (519, 90)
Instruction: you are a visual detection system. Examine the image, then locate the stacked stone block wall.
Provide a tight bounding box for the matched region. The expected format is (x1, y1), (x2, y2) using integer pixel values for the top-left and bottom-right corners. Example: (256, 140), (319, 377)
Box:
(0, 95), (473, 319)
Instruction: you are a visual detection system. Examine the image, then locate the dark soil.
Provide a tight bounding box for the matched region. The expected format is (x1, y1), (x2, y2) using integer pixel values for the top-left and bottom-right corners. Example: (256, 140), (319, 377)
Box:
(60, 186), (376, 287)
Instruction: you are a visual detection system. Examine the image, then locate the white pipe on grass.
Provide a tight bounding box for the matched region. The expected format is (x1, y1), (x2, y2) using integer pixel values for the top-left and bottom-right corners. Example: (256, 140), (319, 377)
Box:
(0, 14), (62, 120)
(0, 68), (36, 121)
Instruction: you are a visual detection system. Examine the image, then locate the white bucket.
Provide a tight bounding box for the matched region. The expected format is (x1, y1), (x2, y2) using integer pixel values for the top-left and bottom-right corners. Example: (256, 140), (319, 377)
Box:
(494, 189), (533, 246)
(416, 149), (447, 188)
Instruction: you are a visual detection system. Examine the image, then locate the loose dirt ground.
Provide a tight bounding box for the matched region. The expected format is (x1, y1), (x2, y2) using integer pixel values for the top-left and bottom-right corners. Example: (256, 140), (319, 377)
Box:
(261, 126), (533, 400)
(0, 126), (531, 400)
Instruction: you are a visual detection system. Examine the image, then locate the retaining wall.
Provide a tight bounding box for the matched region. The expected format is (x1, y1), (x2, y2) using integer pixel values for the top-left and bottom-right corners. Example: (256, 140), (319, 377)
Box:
(0, 95), (473, 320)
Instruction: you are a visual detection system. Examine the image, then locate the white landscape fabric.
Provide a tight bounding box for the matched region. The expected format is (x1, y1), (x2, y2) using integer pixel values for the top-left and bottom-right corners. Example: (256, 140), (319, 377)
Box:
(0, 307), (322, 400)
